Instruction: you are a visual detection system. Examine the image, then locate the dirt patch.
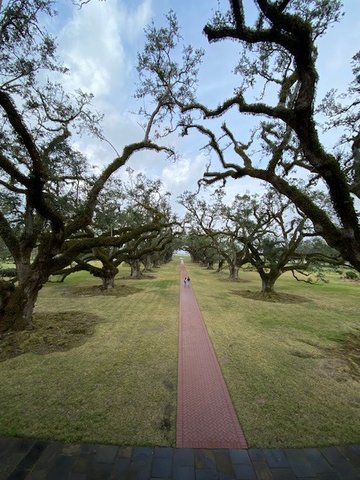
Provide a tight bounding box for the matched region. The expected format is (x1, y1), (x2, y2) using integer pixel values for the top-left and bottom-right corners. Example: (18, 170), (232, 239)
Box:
(0, 311), (99, 361)
(231, 289), (310, 304)
(292, 332), (360, 381)
(63, 284), (141, 297)
(159, 403), (174, 435)
(328, 332), (360, 380)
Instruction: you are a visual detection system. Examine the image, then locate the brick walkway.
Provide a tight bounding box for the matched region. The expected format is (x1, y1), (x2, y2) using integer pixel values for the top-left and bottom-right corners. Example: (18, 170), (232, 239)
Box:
(176, 264), (247, 449)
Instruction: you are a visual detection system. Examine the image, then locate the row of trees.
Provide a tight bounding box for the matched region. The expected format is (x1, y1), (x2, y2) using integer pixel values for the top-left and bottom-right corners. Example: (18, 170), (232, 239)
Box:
(0, 1), (195, 331)
(180, 187), (342, 293)
(1, 0), (359, 331)
(139, 1), (359, 271)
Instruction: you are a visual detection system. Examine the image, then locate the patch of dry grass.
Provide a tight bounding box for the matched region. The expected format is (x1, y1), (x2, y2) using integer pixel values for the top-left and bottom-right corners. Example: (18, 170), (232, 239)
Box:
(0, 311), (99, 361)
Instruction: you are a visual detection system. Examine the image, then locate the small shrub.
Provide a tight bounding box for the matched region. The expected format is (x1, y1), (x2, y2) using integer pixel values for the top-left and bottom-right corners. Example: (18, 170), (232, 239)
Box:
(0, 268), (16, 278)
(345, 270), (358, 280)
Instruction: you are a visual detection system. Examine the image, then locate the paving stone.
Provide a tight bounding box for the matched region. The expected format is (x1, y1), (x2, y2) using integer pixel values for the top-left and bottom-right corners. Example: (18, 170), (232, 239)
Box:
(31, 442), (64, 470)
(154, 447), (173, 459)
(219, 471), (236, 480)
(7, 441), (47, 480)
(133, 447), (154, 460)
(284, 448), (317, 477)
(80, 444), (98, 455)
(69, 474), (87, 480)
(94, 445), (119, 464)
(110, 457), (131, 478)
(303, 448), (335, 474)
(0, 438), (35, 477)
(213, 450), (235, 477)
(151, 457), (173, 478)
(233, 462), (257, 480)
(174, 448), (194, 466)
(338, 446), (360, 468)
(317, 472), (341, 480)
(71, 455), (92, 474)
(117, 446), (133, 458)
(248, 449), (267, 463)
(25, 470), (48, 480)
(251, 460), (272, 480)
(125, 461), (152, 480)
(229, 449), (251, 465)
(87, 462), (113, 480)
(194, 449), (217, 470)
(195, 469), (220, 480)
(264, 449), (290, 469)
(269, 468), (296, 480)
(173, 464), (195, 480)
(46, 455), (74, 480)
(320, 447), (360, 478)
(62, 444), (82, 455)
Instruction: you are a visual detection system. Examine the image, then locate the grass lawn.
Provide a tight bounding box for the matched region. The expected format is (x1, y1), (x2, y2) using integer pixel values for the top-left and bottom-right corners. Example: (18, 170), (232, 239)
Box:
(0, 257), (359, 448)
(185, 263), (360, 448)
(0, 262), (179, 446)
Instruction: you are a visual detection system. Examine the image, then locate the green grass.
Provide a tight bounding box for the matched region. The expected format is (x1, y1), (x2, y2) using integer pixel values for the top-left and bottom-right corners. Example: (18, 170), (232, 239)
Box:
(0, 262), (179, 446)
(186, 264), (360, 448)
(0, 258), (359, 448)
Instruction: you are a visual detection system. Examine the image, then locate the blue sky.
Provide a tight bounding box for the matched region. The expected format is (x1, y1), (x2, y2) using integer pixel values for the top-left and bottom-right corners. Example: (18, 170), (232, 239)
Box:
(50, 0), (360, 212)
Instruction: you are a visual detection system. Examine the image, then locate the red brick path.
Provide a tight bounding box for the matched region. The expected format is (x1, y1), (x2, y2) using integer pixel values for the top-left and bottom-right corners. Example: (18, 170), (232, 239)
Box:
(176, 264), (247, 448)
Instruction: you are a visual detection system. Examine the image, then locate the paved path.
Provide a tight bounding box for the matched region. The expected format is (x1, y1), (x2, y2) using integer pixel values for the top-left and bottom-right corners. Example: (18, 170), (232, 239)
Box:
(177, 264), (247, 449)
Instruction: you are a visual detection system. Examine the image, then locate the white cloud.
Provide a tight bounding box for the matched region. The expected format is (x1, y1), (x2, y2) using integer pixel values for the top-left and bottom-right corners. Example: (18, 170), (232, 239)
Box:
(161, 154), (206, 195)
(58, 0), (152, 97)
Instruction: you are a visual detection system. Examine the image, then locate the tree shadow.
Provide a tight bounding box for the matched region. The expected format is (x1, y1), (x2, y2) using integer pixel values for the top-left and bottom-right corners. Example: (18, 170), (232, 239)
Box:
(63, 284), (141, 297)
(230, 289), (311, 304)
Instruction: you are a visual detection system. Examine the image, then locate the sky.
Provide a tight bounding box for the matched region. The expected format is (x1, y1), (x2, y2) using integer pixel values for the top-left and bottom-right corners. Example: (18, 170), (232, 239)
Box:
(48, 0), (360, 215)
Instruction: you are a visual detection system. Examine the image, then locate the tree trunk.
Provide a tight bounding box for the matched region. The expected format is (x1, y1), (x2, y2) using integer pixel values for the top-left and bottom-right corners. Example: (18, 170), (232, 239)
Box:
(143, 255), (153, 272)
(216, 259), (224, 272)
(207, 261), (214, 269)
(261, 276), (277, 294)
(229, 263), (239, 281)
(0, 280), (42, 332)
(129, 260), (142, 279)
(0, 255), (50, 332)
(102, 275), (115, 289)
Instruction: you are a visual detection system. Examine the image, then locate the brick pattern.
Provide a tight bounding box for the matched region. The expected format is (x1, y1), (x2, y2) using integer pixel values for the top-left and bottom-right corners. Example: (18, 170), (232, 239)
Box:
(177, 265), (247, 448)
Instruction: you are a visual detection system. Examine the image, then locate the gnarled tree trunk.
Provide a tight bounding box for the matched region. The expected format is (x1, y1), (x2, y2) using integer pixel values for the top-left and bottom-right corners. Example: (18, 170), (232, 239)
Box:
(229, 263), (239, 281)
(129, 259), (142, 279)
(0, 260), (47, 332)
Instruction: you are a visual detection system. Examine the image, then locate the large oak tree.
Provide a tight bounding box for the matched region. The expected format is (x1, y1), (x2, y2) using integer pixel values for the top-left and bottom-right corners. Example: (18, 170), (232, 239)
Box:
(143, 1), (360, 271)
(0, 1), (193, 331)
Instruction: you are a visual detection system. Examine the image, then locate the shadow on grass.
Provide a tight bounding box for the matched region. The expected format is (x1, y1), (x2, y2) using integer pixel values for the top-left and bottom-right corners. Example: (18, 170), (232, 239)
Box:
(291, 331), (360, 380)
(0, 311), (100, 361)
(63, 284), (141, 297)
(230, 289), (311, 304)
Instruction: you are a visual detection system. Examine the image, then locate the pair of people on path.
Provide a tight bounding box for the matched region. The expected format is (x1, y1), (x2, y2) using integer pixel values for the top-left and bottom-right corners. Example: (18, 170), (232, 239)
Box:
(183, 276), (191, 287)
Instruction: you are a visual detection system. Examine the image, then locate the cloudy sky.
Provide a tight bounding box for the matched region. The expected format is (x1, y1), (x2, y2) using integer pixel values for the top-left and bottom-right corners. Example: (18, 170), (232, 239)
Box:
(50, 0), (360, 213)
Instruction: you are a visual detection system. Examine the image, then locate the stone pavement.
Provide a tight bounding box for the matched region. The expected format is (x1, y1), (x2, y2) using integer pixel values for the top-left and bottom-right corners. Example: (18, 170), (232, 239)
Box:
(1, 437), (360, 479)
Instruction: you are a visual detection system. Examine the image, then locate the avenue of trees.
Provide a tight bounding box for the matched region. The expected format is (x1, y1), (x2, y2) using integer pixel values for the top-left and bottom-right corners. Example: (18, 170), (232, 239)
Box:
(1, 0), (358, 332)
(181, 187), (342, 293)
(141, 1), (360, 271)
(0, 1), (195, 331)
